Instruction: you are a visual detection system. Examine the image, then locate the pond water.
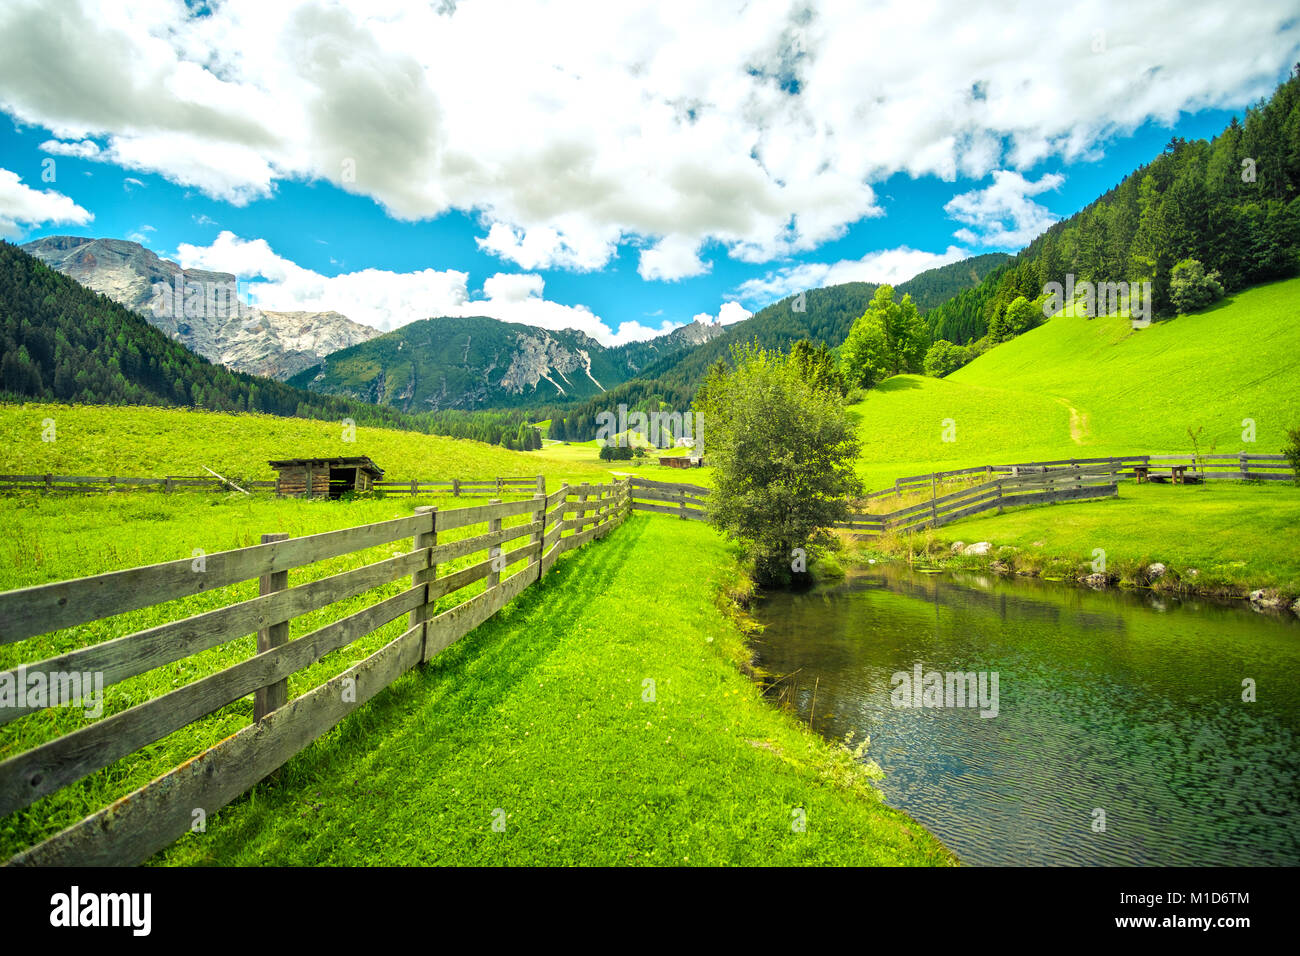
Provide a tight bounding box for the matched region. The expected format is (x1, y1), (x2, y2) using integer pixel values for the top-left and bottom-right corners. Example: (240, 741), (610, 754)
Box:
(752, 564), (1300, 866)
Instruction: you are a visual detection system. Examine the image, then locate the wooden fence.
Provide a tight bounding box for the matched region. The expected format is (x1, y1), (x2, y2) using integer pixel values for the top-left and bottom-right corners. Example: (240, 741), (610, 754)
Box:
(0, 479), (630, 866)
(625, 469), (1120, 536)
(840, 466), (1121, 535)
(0, 473), (548, 498)
(866, 453), (1291, 501)
(628, 477), (708, 521)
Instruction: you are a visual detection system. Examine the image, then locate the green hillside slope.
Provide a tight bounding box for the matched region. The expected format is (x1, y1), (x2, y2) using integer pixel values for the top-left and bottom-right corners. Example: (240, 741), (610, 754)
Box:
(0, 402), (611, 484)
(849, 277), (1300, 487)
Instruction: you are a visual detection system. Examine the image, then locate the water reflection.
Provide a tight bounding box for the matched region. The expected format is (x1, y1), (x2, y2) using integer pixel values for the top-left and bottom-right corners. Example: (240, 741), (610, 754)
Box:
(753, 564), (1300, 866)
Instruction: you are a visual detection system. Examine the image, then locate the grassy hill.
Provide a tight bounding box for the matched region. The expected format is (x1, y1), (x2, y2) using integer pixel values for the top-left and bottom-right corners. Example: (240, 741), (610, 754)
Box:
(848, 277), (1300, 488)
(0, 402), (611, 485)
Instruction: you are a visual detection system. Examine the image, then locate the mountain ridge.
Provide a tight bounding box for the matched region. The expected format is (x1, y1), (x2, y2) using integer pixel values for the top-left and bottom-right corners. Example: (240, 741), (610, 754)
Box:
(21, 236), (381, 379)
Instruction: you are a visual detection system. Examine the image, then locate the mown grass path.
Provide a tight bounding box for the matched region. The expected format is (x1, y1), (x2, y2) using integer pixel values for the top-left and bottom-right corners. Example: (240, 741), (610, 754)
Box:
(153, 514), (954, 866)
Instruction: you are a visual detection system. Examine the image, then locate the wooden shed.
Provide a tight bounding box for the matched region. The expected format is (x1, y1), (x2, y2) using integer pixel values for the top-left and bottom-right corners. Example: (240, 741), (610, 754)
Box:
(658, 455), (703, 469)
(268, 456), (384, 498)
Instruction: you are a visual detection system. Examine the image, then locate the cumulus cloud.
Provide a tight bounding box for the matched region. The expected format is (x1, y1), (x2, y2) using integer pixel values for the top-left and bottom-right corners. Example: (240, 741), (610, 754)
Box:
(944, 171), (1065, 248)
(0, 166), (93, 238)
(734, 245), (970, 305)
(638, 235), (710, 281)
(39, 138), (100, 159)
(606, 318), (683, 346)
(693, 301), (753, 326)
(1, 0), (1293, 275)
(176, 231), (629, 343)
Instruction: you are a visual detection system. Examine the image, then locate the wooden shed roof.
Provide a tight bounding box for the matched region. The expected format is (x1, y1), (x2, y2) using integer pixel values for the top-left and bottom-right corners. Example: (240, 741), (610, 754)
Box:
(266, 456), (385, 477)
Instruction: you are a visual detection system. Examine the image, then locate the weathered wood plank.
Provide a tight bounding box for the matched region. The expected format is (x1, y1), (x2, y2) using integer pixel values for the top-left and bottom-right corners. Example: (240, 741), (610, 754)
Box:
(628, 477), (710, 495)
(253, 533), (290, 721)
(424, 557), (492, 603)
(629, 487), (709, 505)
(0, 587), (422, 818)
(6, 621), (427, 867)
(427, 520), (541, 564)
(0, 548), (428, 726)
(435, 497), (539, 532)
(0, 514), (430, 646)
(630, 501), (707, 520)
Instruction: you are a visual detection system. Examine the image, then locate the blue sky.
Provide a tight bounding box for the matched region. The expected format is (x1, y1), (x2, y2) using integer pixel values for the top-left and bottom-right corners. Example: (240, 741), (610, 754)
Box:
(1, 1), (1297, 344)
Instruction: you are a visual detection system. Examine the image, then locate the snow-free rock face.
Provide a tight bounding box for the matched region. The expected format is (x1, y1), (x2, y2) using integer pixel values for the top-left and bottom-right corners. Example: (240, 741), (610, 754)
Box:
(963, 541), (993, 556)
(22, 236), (379, 379)
(1147, 563), (1168, 579)
(498, 331), (607, 398)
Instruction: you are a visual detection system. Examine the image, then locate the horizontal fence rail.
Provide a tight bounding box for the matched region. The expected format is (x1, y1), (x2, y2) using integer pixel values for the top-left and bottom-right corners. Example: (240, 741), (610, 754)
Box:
(863, 453), (1291, 501)
(0, 473), (549, 498)
(628, 477), (708, 522)
(626, 450), (1292, 538)
(0, 479), (630, 866)
(841, 467), (1121, 535)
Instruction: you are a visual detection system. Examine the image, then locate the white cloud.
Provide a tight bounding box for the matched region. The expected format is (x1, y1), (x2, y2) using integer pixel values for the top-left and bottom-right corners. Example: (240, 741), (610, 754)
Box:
(734, 245), (970, 304)
(693, 301), (752, 327)
(176, 231), (631, 343)
(606, 319), (682, 346)
(0, 166), (93, 238)
(1, 0), (1292, 271)
(637, 235), (710, 281)
(944, 170), (1064, 248)
(39, 138), (100, 159)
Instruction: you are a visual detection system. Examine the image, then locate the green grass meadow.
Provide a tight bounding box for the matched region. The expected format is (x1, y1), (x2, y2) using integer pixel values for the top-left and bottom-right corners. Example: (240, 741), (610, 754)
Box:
(152, 515), (952, 866)
(0, 402), (612, 486)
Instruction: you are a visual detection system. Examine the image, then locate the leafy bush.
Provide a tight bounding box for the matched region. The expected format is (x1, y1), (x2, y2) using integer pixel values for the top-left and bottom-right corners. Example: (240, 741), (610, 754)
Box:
(1283, 426), (1300, 484)
(1169, 258), (1225, 314)
(923, 340), (971, 377)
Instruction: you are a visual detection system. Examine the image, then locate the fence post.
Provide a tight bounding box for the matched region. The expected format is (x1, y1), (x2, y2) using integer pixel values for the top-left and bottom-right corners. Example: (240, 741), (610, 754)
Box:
(45, 473), (52, 491)
(678, 487), (687, 520)
(452, 478), (460, 498)
(410, 506), (437, 661)
(578, 482), (590, 534)
(536, 473), (546, 495)
(411, 479), (417, 497)
(531, 493), (545, 576)
(496, 477), (503, 497)
(1240, 452), (1249, 481)
(254, 532), (291, 721)
(557, 482), (569, 548)
(165, 477), (174, 494)
(487, 499), (503, 589)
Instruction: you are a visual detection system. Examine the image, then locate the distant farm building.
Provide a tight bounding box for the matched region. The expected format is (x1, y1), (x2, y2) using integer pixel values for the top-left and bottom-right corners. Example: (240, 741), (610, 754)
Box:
(659, 455), (703, 469)
(268, 456), (384, 498)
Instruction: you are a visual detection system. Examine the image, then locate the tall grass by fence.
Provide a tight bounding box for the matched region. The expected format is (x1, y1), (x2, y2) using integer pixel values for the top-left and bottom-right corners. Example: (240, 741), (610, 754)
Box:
(0, 479), (629, 865)
(0, 473), (548, 497)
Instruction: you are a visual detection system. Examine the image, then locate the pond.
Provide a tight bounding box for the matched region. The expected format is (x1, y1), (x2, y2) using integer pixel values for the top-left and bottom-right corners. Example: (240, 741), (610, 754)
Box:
(752, 564), (1300, 866)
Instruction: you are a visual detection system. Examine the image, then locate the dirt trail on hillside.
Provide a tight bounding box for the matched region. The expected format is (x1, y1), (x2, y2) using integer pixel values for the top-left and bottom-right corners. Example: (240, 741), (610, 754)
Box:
(1054, 397), (1089, 444)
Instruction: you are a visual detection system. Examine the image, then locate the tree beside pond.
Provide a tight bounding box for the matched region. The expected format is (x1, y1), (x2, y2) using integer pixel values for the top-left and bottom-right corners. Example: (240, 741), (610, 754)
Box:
(694, 343), (862, 586)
